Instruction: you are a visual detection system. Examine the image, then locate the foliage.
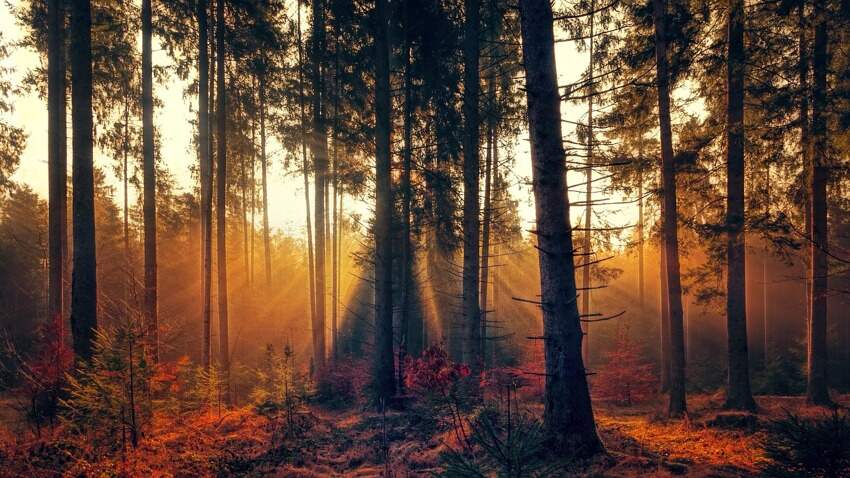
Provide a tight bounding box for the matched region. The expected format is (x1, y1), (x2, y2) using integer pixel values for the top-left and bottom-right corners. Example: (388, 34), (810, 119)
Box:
(314, 358), (368, 409)
(754, 350), (806, 396)
(762, 411), (850, 478)
(438, 402), (558, 478)
(61, 322), (153, 449)
(10, 313), (73, 433)
(592, 328), (657, 405)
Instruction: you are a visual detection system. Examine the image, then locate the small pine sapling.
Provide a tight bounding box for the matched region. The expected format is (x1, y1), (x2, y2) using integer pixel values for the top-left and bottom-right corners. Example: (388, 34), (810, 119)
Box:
(592, 327), (657, 406)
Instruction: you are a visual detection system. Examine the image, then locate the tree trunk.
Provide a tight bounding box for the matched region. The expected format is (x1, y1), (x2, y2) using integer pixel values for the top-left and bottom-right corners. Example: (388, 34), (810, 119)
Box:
(332, 42), (341, 362)
(297, 5), (317, 350)
(806, 0), (830, 406)
(142, 0), (158, 364)
(480, 99), (494, 370)
(581, 0), (595, 367)
(659, 210), (671, 392)
(197, 0), (212, 371)
(47, 0), (67, 326)
(518, 0), (603, 456)
(260, 76), (271, 287)
(462, 0), (481, 373)
(651, 0), (687, 416)
(398, 0), (414, 389)
(637, 148), (644, 311)
(311, 0), (327, 375)
(798, 0), (811, 358)
(373, 0), (396, 402)
(215, 0), (230, 404)
(251, 111), (256, 288)
(724, 0), (755, 410)
(70, 0), (98, 361)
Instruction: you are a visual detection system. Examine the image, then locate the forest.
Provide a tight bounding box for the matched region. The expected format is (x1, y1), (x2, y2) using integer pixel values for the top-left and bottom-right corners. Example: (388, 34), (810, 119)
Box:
(0, 0), (848, 475)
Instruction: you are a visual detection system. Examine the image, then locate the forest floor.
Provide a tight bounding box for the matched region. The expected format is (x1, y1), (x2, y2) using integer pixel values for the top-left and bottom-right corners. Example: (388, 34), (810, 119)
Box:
(0, 393), (847, 477)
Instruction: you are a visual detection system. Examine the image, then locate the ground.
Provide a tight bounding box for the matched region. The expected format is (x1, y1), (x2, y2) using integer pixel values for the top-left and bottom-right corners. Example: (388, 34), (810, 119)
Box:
(0, 394), (847, 477)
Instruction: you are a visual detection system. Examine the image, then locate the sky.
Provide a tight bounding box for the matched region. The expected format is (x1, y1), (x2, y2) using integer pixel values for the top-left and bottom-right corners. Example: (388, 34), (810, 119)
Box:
(0, 0), (635, 242)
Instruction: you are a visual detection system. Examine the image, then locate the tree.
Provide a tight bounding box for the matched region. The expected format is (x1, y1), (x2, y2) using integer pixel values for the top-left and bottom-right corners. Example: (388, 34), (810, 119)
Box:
(806, 0), (831, 406)
(518, 0), (602, 455)
(141, 0), (158, 364)
(197, 0), (212, 371)
(373, 0), (395, 403)
(462, 0), (482, 373)
(311, 0), (328, 374)
(70, 0), (98, 361)
(215, 0), (230, 404)
(724, 0), (755, 410)
(47, 0), (67, 327)
(651, 0), (687, 416)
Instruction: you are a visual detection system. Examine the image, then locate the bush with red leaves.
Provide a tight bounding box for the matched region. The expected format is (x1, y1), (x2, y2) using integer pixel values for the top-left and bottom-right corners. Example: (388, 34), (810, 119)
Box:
(592, 328), (657, 406)
(404, 345), (470, 398)
(16, 313), (74, 431)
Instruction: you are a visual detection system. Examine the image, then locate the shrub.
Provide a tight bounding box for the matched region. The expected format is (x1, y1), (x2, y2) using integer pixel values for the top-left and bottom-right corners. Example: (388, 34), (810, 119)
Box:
(592, 327), (656, 405)
(314, 358), (367, 409)
(12, 313), (73, 433)
(438, 402), (558, 478)
(762, 410), (850, 478)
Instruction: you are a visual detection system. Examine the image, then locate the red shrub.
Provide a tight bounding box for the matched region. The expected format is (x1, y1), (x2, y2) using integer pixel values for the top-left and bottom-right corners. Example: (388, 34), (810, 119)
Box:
(404, 345), (470, 397)
(592, 328), (657, 405)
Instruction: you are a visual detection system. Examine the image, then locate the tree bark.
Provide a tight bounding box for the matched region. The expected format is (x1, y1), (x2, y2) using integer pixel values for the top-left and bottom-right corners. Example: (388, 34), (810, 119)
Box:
(724, 0), (755, 410)
(373, 0), (396, 402)
(47, 0), (67, 326)
(260, 76), (271, 287)
(215, 0), (230, 404)
(462, 0), (481, 373)
(311, 0), (328, 375)
(197, 0), (212, 371)
(142, 0), (158, 363)
(518, 0), (603, 455)
(69, 0), (98, 361)
(581, 0), (595, 367)
(806, 0), (830, 406)
(297, 5), (317, 351)
(651, 0), (687, 416)
(398, 0), (414, 388)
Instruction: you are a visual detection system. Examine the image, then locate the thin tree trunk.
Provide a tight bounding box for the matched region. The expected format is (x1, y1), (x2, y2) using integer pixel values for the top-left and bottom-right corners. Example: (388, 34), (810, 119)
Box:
(518, 0), (603, 455)
(806, 0), (830, 405)
(581, 0), (595, 367)
(250, 111), (256, 288)
(724, 0), (755, 410)
(462, 0), (481, 373)
(398, 0), (413, 389)
(660, 211), (671, 392)
(142, 0), (158, 363)
(637, 145), (644, 310)
(763, 168), (770, 366)
(332, 41), (340, 362)
(197, 0), (212, 371)
(651, 0), (687, 416)
(47, 0), (67, 326)
(260, 76), (271, 287)
(240, 108), (249, 284)
(374, 0), (396, 402)
(311, 0), (328, 375)
(480, 101), (494, 370)
(215, 0), (230, 404)
(123, 99), (130, 303)
(297, 5), (317, 351)
(70, 0), (97, 361)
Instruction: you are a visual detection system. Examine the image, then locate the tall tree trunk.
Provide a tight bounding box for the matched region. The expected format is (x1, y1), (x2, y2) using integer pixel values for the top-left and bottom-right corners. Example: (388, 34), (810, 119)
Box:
(462, 0), (481, 372)
(197, 0), (212, 371)
(122, 99), (130, 302)
(332, 41), (341, 362)
(660, 235), (671, 391)
(724, 0), (755, 410)
(581, 0), (595, 367)
(47, 0), (67, 326)
(70, 0), (97, 361)
(311, 0), (328, 375)
(637, 146), (644, 310)
(373, 0), (396, 402)
(260, 76), (271, 287)
(480, 98), (494, 370)
(762, 168), (770, 366)
(240, 108), (249, 284)
(297, 5), (317, 347)
(142, 0), (158, 363)
(518, 0), (603, 455)
(250, 111), (256, 288)
(215, 0), (230, 404)
(368, 0), (397, 399)
(806, 0), (830, 405)
(651, 0), (687, 416)
(398, 0), (414, 389)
